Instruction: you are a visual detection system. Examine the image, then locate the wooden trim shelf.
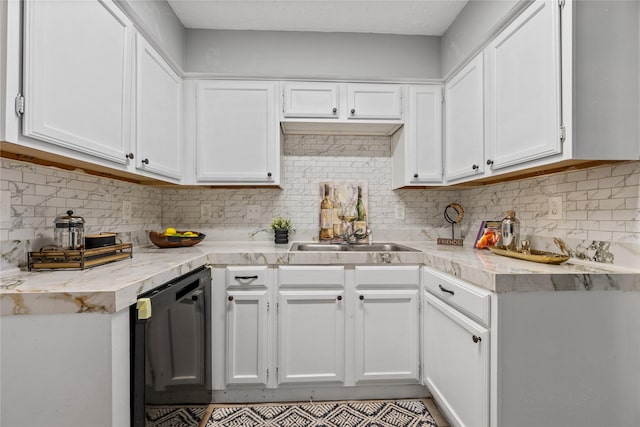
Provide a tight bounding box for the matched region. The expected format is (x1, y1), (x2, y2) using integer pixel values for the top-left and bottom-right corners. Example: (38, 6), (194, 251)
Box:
(28, 243), (133, 270)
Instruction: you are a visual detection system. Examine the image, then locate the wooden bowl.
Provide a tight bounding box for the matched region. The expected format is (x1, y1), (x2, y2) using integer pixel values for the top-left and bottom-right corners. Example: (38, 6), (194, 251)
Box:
(149, 231), (206, 248)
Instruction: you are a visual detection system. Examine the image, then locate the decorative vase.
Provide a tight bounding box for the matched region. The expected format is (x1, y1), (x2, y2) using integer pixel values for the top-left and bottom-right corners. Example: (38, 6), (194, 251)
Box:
(274, 229), (289, 244)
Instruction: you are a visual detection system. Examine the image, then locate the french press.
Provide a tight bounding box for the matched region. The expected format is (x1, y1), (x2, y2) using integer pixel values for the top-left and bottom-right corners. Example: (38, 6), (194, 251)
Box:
(54, 210), (85, 250)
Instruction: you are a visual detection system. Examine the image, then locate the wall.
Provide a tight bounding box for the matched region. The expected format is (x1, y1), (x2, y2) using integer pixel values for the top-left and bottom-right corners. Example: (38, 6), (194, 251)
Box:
(185, 30), (441, 81)
(163, 135), (460, 241)
(0, 158), (162, 270)
(121, 0), (187, 69)
(440, 0), (523, 77)
(1, 153), (639, 271)
(461, 161), (640, 269)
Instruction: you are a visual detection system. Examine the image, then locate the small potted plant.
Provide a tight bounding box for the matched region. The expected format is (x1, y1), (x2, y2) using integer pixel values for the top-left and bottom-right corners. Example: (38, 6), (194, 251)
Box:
(271, 217), (293, 244)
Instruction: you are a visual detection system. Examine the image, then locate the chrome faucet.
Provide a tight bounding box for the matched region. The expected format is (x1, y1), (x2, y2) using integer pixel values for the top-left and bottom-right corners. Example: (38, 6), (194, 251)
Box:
(342, 227), (363, 244)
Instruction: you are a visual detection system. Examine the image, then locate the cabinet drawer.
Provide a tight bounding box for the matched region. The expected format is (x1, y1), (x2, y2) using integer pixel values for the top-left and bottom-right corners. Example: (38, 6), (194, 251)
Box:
(226, 266), (269, 287)
(278, 266), (344, 287)
(355, 266), (420, 287)
(423, 267), (491, 327)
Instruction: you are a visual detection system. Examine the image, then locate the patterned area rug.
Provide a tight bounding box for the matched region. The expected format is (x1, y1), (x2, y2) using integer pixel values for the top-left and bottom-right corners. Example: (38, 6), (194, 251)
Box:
(146, 405), (208, 427)
(206, 400), (436, 427)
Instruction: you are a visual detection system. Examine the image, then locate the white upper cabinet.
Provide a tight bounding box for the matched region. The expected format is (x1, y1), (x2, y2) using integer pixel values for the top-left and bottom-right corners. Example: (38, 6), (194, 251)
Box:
(445, 54), (485, 183)
(391, 85), (443, 188)
(347, 84), (402, 120)
(134, 34), (182, 181)
(485, 0), (561, 171)
(195, 81), (279, 185)
(22, 0), (133, 165)
(280, 82), (403, 136)
(282, 82), (340, 118)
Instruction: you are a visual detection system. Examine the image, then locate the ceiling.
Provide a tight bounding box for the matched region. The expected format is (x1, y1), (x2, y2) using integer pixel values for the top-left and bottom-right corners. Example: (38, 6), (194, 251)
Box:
(166, 0), (469, 36)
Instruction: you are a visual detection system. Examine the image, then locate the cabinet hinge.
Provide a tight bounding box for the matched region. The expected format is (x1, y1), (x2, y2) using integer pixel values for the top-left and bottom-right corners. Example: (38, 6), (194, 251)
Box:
(559, 0), (565, 9)
(418, 362), (422, 379)
(15, 93), (24, 117)
(560, 125), (566, 143)
(266, 368), (269, 379)
(267, 300), (270, 311)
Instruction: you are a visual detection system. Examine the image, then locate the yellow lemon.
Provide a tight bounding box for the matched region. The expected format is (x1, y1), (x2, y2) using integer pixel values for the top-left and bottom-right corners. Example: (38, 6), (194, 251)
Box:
(165, 227), (177, 236)
(183, 231), (196, 237)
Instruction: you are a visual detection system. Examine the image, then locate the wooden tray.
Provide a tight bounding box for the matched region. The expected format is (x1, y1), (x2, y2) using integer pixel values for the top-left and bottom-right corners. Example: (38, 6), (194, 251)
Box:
(488, 246), (569, 265)
(28, 243), (133, 270)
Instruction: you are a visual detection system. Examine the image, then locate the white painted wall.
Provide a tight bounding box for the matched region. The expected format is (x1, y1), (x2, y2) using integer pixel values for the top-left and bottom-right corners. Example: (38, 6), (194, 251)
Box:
(573, 0), (640, 157)
(0, 0), (7, 141)
(0, 311), (130, 427)
(121, 0), (186, 69)
(440, 0), (523, 78)
(185, 29), (441, 81)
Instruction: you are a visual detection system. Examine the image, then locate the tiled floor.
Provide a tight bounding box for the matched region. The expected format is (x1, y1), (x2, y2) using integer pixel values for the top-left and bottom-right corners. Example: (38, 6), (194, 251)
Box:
(146, 398), (449, 427)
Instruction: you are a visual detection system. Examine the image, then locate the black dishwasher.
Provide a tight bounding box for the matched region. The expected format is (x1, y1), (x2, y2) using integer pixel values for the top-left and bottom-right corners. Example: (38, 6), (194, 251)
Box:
(130, 266), (212, 427)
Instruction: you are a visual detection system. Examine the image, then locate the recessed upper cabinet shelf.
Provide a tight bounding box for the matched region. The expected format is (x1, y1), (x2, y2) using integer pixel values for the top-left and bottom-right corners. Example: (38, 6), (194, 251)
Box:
(280, 82), (403, 136)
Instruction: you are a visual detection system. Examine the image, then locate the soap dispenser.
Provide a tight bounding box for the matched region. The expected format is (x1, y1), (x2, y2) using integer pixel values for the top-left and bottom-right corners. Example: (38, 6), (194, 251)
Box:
(501, 210), (520, 251)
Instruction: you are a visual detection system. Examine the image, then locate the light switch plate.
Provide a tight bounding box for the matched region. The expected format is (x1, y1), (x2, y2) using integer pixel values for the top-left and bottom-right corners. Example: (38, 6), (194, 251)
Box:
(200, 203), (212, 222)
(122, 200), (132, 220)
(548, 196), (563, 219)
(246, 205), (261, 220)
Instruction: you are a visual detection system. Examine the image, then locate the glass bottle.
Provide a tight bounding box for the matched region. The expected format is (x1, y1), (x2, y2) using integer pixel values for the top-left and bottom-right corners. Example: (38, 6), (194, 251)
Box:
(331, 186), (343, 238)
(355, 185), (367, 239)
(319, 184), (334, 240)
(501, 210), (520, 251)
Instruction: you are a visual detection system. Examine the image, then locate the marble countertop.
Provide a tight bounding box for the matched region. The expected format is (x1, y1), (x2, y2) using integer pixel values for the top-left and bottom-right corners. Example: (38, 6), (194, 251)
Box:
(2, 241), (638, 316)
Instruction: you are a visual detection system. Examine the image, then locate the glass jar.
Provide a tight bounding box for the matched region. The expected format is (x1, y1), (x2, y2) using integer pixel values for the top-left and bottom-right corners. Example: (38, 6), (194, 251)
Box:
(54, 210), (85, 250)
(501, 210), (520, 251)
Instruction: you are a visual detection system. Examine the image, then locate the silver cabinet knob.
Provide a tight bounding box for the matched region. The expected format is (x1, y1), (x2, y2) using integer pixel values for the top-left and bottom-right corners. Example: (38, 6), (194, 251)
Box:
(486, 159), (494, 166)
(472, 164), (479, 170)
(126, 153), (134, 160)
(351, 108), (355, 114)
(472, 335), (482, 343)
(332, 107), (337, 113)
(141, 158), (149, 165)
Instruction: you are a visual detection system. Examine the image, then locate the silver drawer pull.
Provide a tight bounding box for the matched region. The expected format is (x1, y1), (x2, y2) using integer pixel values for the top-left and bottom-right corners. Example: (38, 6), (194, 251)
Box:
(472, 335), (482, 343)
(235, 275), (258, 280)
(439, 284), (455, 296)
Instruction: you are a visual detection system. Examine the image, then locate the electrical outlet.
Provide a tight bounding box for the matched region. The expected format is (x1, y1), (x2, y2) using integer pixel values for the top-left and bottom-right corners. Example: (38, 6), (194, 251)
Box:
(122, 200), (132, 221)
(246, 205), (261, 220)
(548, 196), (563, 219)
(395, 205), (405, 220)
(200, 203), (212, 222)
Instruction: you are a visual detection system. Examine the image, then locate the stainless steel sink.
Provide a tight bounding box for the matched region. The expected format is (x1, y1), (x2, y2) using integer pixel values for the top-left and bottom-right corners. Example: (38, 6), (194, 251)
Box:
(290, 242), (420, 252)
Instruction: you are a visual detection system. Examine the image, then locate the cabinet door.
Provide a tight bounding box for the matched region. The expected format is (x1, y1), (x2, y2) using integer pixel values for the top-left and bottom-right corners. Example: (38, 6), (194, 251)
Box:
(485, 0), (561, 171)
(445, 54), (485, 182)
(278, 290), (345, 384)
(135, 34), (181, 180)
(282, 82), (339, 118)
(226, 290), (269, 386)
(354, 289), (420, 382)
(196, 81), (278, 184)
(407, 85), (443, 184)
(423, 292), (489, 427)
(23, 0), (133, 165)
(347, 84), (402, 120)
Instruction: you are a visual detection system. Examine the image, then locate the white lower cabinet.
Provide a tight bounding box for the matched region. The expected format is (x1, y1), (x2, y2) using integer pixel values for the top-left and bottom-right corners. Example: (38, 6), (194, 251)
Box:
(223, 267), (271, 387)
(423, 267), (491, 427)
(225, 289), (269, 386)
(424, 292), (489, 427)
(354, 266), (420, 383)
(277, 266), (345, 384)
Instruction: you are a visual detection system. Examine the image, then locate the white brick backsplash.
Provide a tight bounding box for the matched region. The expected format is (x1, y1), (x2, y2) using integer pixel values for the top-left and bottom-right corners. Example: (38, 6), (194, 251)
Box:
(2, 150), (639, 268)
